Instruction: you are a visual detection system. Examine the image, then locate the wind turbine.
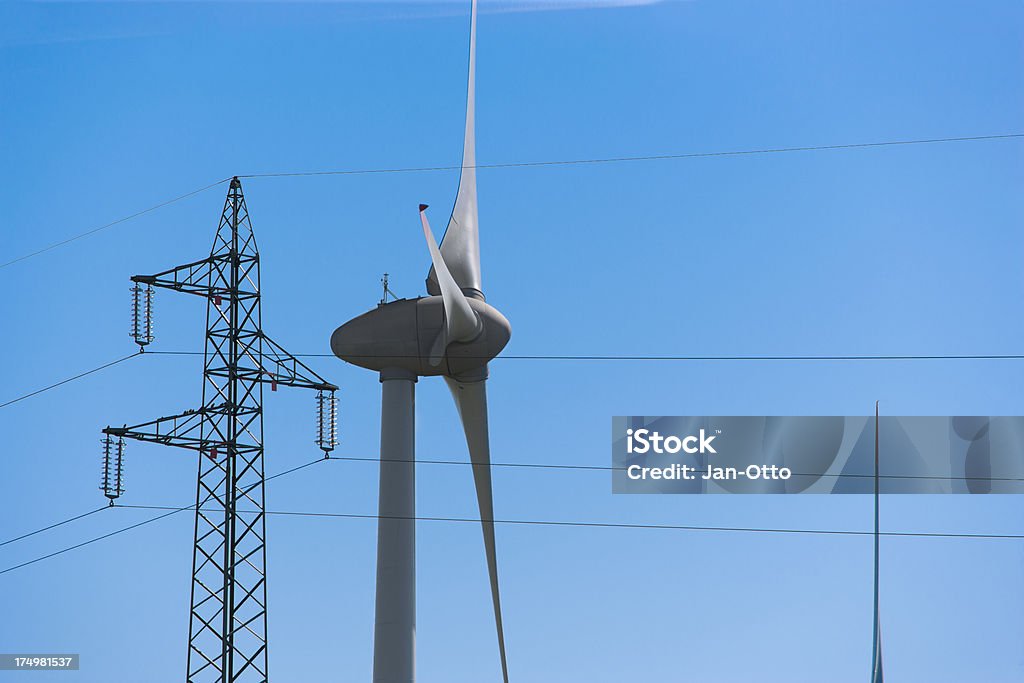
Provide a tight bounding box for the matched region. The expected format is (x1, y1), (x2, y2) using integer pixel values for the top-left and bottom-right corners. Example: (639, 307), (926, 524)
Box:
(330, 2), (511, 682)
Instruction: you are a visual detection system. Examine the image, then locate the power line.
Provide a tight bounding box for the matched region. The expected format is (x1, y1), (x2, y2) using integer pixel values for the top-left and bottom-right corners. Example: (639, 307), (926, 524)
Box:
(4, 350), (1015, 419)
(0, 178), (230, 271)
(4, 133), (1020, 271)
(322, 454), (1024, 484)
(265, 456), (329, 483)
(114, 504), (1024, 541)
(2, 451), (1012, 555)
(0, 505), (109, 548)
(0, 505), (187, 576)
(0, 455), (328, 576)
(4, 451), (1017, 577)
(237, 133), (1024, 178)
(147, 350), (1024, 362)
(0, 351), (141, 410)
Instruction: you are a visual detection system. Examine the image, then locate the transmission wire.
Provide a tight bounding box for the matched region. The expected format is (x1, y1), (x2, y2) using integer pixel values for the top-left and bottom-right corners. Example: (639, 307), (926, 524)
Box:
(0, 178), (231, 271)
(113, 504), (1024, 541)
(0, 455), (329, 576)
(0, 351), (142, 410)
(3, 133), (1020, 270)
(237, 133), (1024, 178)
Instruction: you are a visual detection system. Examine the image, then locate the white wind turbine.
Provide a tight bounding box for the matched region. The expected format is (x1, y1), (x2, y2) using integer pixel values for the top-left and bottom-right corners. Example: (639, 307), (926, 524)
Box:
(331, 2), (511, 681)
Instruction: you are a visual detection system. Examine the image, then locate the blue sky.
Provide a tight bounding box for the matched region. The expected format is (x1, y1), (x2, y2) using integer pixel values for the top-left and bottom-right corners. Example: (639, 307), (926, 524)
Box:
(1, 0), (1023, 681)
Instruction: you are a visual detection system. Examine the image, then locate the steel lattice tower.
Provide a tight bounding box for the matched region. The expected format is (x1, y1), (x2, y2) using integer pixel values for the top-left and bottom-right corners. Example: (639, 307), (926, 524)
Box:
(102, 177), (338, 683)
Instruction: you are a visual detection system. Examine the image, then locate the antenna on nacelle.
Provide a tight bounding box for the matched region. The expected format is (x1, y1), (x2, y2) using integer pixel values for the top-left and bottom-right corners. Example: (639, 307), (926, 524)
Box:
(380, 272), (398, 305)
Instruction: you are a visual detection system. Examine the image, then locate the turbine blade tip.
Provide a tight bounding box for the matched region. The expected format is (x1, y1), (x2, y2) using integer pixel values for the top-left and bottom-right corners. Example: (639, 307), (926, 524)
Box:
(419, 203), (429, 212)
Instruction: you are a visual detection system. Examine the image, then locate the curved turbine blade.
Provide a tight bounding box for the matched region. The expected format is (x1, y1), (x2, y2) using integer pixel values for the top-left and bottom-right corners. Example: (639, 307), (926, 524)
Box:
(446, 376), (509, 683)
(427, 0), (482, 297)
(427, 324), (448, 368)
(421, 205), (481, 356)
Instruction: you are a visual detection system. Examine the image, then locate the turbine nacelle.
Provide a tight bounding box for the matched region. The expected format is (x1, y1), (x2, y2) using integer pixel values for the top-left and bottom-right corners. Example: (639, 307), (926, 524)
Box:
(330, 295), (510, 379)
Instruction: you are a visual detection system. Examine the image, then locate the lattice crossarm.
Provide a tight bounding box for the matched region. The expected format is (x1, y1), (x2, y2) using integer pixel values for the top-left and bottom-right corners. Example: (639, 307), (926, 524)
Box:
(132, 255), (253, 299)
(102, 405), (213, 452)
(256, 333), (337, 392)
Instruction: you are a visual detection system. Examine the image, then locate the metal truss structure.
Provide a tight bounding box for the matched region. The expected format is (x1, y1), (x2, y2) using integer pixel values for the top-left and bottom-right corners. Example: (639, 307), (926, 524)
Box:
(102, 177), (337, 683)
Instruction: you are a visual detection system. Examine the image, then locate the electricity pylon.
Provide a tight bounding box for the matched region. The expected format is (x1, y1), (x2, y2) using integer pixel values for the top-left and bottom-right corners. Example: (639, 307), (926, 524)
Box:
(101, 176), (338, 683)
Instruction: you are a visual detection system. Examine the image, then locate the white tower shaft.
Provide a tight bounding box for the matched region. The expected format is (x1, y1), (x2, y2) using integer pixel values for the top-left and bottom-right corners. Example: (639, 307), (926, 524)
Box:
(373, 370), (417, 683)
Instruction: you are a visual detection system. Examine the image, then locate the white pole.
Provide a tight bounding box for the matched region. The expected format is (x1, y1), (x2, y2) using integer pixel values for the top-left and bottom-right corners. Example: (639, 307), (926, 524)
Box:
(373, 369), (417, 683)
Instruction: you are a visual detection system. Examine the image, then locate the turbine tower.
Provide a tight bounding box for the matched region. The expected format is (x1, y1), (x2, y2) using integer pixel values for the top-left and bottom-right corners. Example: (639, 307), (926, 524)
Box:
(330, 2), (511, 682)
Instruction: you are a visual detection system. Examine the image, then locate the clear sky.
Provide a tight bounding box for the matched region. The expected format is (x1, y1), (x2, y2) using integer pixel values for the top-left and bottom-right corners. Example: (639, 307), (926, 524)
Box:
(1, 1), (1023, 681)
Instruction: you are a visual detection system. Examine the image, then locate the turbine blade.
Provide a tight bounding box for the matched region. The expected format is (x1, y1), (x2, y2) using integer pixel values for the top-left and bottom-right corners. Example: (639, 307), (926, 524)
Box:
(428, 325), (448, 368)
(421, 205), (481, 344)
(446, 376), (509, 683)
(426, 0), (482, 297)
